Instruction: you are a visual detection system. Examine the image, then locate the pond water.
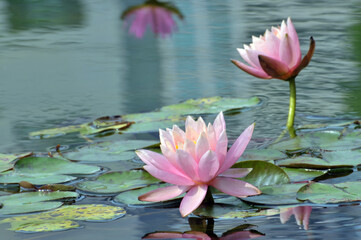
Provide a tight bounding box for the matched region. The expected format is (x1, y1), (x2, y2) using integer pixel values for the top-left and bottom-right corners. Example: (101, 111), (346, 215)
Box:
(0, 0), (360, 239)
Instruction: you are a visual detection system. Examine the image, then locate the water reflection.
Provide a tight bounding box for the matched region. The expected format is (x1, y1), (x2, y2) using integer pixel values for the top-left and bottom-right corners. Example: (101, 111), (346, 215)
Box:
(143, 217), (264, 239)
(4, 0), (84, 31)
(280, 206), (312, 230)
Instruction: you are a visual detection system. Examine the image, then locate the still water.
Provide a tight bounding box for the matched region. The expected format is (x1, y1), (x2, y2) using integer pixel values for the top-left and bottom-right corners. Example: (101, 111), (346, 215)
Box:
(0, 0), (360, 239)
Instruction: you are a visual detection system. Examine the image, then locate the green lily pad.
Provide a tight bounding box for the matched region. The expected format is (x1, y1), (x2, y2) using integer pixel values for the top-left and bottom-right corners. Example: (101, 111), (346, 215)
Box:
(0, 191), (78, 215)
(0, 152), (32, 172)
(239, 149), (287, 162)
(241, 183), (306, 206)
(29, 96), (261, 139)
(1, 204), (126, 232)
(297, 181), (361, 204)
(233, 160), (290, 187)
(64, 140), (159, 162)
(76, 170), (160, 194)
(277, 150), (361, 169)
(282, 168), (327, 182)
(0, 157), (101, 185)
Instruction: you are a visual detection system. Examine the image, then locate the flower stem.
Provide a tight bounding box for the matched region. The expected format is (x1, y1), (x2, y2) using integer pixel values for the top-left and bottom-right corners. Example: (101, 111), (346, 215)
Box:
(202, 188), (214, 205)
(287, 77), (297, 138)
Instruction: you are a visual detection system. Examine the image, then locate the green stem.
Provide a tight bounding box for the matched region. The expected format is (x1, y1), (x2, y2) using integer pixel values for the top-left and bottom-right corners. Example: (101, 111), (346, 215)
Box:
(287, 77), (297, 138)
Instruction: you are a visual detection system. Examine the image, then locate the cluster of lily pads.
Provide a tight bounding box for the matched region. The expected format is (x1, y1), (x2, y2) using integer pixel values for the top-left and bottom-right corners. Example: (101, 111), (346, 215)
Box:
(0, 96), (360, 233)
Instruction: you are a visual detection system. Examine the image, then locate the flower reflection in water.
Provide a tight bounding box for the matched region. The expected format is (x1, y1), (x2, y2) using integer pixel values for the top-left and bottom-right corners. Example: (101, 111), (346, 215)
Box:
(143, 218), (264, 240)
(280, 206), (312, 230)
(121, 0), (183, 38)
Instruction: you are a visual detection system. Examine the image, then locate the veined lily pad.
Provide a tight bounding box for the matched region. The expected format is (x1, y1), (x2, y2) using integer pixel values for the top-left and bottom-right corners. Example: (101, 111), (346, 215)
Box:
(0, 157), (101, 185)
(241, 183), (306, 206)
(114, 183), (182, 206)
(233, 160), (290, 187)
(0, 191), (78, 215)
(76, 170), (160, 194)
(1, 204), (126, 232)
(297, 181), (361, 204)
(64, 140), (159, 162)
(29, 96), (261, 139)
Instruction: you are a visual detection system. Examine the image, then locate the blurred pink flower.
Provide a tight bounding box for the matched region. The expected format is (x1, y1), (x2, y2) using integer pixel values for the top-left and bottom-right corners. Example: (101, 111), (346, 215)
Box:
(121, 0), (183, 38)
(136, 112), (261, 217)
(231, 17), (315, 81)
(280, 206), (312, 230)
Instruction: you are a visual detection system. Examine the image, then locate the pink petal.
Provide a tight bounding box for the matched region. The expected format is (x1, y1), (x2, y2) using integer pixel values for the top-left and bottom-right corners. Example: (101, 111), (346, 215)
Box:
(264, 29), (281, 58)
(180, 185), (208, 217)
(279, 34), (294, 68)
(195, 117), (207, 133)
(144, 165), (194, 186)
(206, 123), (217, 151)
(218, 168), (252, 178)
(213, 112), (226, 139)
(160, 145), (183, 172)
(210, 177), (260, 197)
(258, 55), (290, 80)
(138, 185), (190, 202)
(280, 208), (293, 224)
(183, 232), (211, 240)
(143, 232), (183, 239)
(215, 130), (228, 166)
(231, 59), (271, 79)
(237, 48), (253, 67)
(286, 18), (302, 68)
(196, 132), (211, 163)
(246, 49), (263, 69)
(198, 151), (220, 182)
(218, 123), (254, 174)
(159, 129), (176, 151)
(292, 37), (315, 77)
(294, 206), (312, 230)
(221, 230), (264, 240)
(184, 139), (196, 161)
(136, 150), (177, 173)
(176, 150), (199, 180)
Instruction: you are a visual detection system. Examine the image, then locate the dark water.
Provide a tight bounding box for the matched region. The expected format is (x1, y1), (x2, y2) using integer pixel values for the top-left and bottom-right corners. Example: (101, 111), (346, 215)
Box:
(0, 0), (361, 239)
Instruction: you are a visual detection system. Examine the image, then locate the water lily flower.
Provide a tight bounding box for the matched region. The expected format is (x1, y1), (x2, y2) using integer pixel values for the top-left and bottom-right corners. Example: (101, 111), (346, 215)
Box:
(231, 17), (315, 136)
(231, 17), (315, 81)
(280, 206), (312, 230)
(136, 112), (261, 217)
(121, 0), (183, 38)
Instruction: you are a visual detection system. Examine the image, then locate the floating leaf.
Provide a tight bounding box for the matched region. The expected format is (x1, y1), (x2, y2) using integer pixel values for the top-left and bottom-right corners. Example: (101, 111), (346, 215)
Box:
(241, 183), (306, 206)
(0, 157), (100, 185)
(29, 96), (261, 139)
(297, 181), (361, 204)
(76, 170), (160, 194)
(233, 160), (290, 187)
(0, 191), (78, 215)
(64, 140), (159, 162)
(282, 168), (327, 182)
(239, 149), (287, 162)
(1, 204), (126, 232)
(0, 152), (32, 172)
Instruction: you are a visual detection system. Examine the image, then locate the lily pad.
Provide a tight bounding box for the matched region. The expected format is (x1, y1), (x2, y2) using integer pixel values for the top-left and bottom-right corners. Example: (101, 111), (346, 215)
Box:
(239, 149), (287, 162)
(76, 170), (160, 194)
(29, 96), (261, 139)
(1, 204), (126, 232)
(282, 168), (327, 182)
(0, 152), (32, 172)
(64, 140), (159, 162)
(297, 181), (361, 204)
(0, 157), (101, 185)
(233, 160), (290, 187)
(0, 191), (78, 215)
(241, 183), (306, 206)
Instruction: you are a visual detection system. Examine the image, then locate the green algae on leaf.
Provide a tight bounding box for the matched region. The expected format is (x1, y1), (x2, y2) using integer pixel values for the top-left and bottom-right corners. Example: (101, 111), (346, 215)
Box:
(76, 169), (160, 194)
(29, 96), (261, 139)
(233, 160), (290, 187)
(0, 191), (78, 215)
(0, 156), (101, 185)
(64, 139), (159, 162)
(297, 181), (361, 204)
(1, 204), (126, 232)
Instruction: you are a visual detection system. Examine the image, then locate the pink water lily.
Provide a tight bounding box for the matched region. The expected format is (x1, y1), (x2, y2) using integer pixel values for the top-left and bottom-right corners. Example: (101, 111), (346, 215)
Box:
(280, 206), (312, 230)
(231, 17), (315, 81)
(136, 112), (261, 217)
(121, 0), (183, 38)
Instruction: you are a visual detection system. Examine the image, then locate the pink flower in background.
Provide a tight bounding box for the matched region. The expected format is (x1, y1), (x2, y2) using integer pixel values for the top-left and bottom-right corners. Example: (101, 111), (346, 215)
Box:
(121, 0), (183, 38)
(280, 206), (312, 230)
(136, 112), (261, 217)
(231, 17), (315, 80)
